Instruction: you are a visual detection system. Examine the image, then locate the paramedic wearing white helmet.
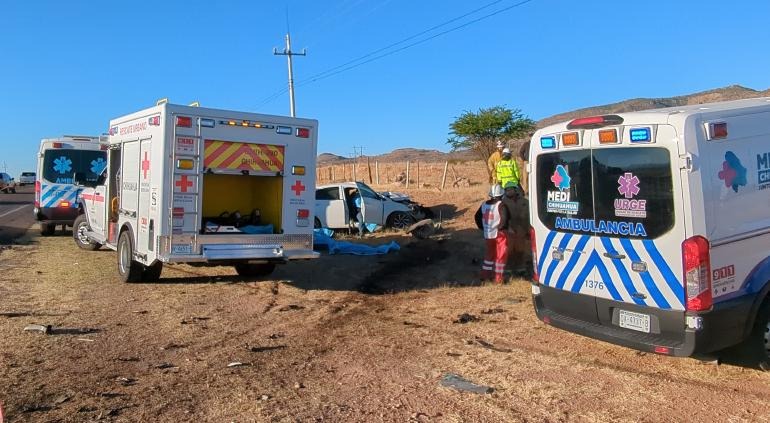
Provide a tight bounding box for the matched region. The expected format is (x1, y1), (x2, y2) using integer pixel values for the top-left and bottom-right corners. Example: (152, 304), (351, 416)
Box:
(475, 184), (509, 284)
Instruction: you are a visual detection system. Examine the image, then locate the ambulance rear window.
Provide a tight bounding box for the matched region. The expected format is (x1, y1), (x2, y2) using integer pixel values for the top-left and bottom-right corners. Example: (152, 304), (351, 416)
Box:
(42, 149), (107, 186)
(536, 149), (595, 228)
(536, 147), (675, 239)
(592, 147), (674, 239)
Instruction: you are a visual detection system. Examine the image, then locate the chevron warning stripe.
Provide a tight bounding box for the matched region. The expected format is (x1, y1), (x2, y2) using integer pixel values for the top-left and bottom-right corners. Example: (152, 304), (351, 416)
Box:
(203, 140), (284, 172)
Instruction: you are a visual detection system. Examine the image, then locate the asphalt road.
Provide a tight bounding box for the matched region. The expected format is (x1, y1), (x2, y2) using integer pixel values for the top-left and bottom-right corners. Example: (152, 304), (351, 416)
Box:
(0, 185), (35, 244)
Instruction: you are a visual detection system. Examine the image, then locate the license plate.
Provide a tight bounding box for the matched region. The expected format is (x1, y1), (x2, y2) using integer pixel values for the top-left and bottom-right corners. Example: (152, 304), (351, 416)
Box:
(618, 310), (651, 333)
(171, 244), (193, 254)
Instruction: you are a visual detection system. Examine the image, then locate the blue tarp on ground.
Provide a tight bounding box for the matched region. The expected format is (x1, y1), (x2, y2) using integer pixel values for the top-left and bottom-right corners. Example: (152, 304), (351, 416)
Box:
(313, 229), (400, 256)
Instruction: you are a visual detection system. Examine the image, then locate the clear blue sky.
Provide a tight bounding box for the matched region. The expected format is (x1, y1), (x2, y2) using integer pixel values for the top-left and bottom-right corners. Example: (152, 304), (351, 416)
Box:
(2, 0), (770, 178)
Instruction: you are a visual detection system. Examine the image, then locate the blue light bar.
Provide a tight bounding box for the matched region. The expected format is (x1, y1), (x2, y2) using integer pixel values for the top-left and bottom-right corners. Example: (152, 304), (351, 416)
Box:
(199, 118), (215, 128)
(629, 127), (651, 143)
(276, 126), (292, 135)
(540, 136), (556, 149)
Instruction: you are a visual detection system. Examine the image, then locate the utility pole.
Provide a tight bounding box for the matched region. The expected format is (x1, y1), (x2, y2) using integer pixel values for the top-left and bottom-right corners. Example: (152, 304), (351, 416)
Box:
(273, 33), (306, 117)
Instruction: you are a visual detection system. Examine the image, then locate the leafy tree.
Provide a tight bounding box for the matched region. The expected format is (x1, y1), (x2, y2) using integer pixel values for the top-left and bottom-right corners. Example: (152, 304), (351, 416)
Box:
(447, 106), (535, 177)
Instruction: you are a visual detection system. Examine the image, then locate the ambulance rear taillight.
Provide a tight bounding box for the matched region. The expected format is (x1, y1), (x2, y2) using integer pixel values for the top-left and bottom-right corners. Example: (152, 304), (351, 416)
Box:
(530, 226), (539, 283)
(567, 115), (624, 130)
(682, 235), (712, 312)
(34, 181), (40, 207)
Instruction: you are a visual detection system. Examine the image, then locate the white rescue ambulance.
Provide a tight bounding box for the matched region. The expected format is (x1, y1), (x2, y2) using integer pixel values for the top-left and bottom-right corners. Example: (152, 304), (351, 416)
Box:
(529, 97), (770, 367)
(74, 102), (319, 281)
(35, 136), (107, 236)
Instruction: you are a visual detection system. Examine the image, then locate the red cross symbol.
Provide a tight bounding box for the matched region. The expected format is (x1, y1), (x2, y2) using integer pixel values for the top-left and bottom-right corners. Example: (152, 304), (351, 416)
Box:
(291, 180), (306, 196)
(141, 152), (150, 179)
(175, 175), (193, 193)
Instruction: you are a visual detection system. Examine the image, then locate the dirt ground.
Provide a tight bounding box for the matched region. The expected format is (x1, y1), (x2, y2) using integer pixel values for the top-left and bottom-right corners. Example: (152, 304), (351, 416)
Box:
(2, 182), (770, 422)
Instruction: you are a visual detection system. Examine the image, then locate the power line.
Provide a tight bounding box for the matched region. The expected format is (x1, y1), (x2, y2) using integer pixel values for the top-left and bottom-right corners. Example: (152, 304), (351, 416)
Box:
(299, 0), (535, 87)
(256, 0), (536, 109)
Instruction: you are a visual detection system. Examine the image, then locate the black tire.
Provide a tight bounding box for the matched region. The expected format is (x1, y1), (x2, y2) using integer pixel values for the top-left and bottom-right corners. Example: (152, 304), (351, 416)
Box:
(142, 261), (163, 282)
(73, 214), (101, 251)
(743, 302), (770, 371)
(387, 211), (414, 230)
(10, 188), (15, 193)
(234, 262), (276, 278)
(117, 230), (143, 283)
(40, 223), (55, 236)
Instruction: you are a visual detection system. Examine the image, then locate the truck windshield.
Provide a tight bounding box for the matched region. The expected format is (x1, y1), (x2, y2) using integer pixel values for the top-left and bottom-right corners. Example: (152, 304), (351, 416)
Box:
(42, 149), (107, 186)
(536, 147), (674, 239)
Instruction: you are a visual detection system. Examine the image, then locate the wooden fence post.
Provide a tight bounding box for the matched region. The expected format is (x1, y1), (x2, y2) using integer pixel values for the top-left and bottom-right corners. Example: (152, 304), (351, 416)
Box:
(406, 161), (410, 189)
(441, 161), (449, 190)
(375, 161), (380, 185)
(416, 161), (420, 188)
(367, 157), (373, 184)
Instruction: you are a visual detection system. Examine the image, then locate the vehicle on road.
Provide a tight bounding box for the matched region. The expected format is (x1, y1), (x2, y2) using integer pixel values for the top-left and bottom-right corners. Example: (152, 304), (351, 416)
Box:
(18, 172), (35, 185)
(35, 136), (107, 236)
(0, 173), (16, 193)
(529, 97), (770, 367)
(314, 181), (418, 231)
(74, 102), (319, 282)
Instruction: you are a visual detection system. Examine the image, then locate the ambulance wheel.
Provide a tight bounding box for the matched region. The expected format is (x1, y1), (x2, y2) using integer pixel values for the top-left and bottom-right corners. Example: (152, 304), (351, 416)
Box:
(40, 223), (55, 236)
(73, 214), (101, 251)
(117, 230), (143, 283)
(387, 211), (413, 230)
(747, 302), (770, 371)
(234, 262), (276, 278)
(142, 262), (163, 282)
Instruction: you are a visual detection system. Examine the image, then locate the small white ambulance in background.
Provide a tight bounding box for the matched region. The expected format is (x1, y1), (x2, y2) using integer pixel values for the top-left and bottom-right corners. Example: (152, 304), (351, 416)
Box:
(35, 136), (107, 235)
(529, 97), (770, 368)
(74, 102), (318, 282)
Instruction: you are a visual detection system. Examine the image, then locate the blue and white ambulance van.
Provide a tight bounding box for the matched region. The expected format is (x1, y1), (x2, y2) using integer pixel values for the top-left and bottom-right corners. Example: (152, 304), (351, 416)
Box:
(529, 97), (770, 367)
(35, 136), (107, 236)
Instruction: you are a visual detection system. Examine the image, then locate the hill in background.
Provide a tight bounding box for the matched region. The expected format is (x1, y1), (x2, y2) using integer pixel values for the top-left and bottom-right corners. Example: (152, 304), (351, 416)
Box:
(318, 85), (770, 164)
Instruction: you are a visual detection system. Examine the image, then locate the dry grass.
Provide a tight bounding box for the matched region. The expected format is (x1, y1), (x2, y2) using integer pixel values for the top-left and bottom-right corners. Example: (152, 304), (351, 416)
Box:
(1, 181), (770, 422)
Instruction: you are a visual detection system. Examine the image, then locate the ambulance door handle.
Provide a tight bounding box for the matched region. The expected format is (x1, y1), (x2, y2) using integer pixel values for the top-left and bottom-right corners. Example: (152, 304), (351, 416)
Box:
(603, 251), (626, 260)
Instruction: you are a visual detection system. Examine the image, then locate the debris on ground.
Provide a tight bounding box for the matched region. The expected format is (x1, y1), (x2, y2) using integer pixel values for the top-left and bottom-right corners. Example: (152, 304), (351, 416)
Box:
(0, 311), (32, 318)
(268, 333), (284, 340)
(481, 308), (506, 315)
(439, 373), (494, 394)
(453, 313), (480, 324)
(406, 219), (438, 239)
(294, 382), (304, 389)
(260, 394), (270, 401)
(474, 337), (512, 353)
(278, 304), (305, 312)
(227, 362), (250, 368)
(155, 363), (177, 369)
(23, 324), (50, 334)
(247, 345), (287, 353)
(116, 377), (136, 386)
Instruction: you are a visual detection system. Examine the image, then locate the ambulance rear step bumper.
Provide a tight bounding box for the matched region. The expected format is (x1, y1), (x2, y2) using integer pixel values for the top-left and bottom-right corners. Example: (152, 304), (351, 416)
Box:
(532, 283), (755, 357)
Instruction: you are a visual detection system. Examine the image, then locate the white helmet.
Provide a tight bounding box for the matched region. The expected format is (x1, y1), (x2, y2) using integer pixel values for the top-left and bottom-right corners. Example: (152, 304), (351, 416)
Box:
(496, 141), (505, 148)
(502, 148), (511, 155)
(489, 184), (504, 198)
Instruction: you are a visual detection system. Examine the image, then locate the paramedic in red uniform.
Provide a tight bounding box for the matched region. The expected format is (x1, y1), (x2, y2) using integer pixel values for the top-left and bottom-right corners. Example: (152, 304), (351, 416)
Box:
(475, 184), (509, 284)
